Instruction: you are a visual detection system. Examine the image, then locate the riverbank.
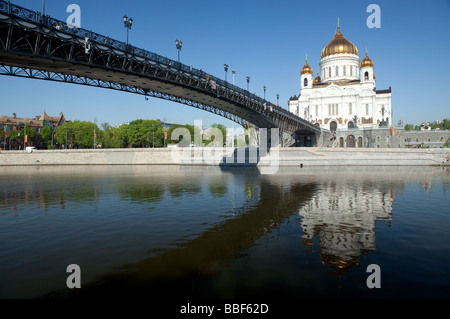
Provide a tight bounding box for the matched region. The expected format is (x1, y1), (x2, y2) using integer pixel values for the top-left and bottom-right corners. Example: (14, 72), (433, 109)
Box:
(1, 147), (449, 167)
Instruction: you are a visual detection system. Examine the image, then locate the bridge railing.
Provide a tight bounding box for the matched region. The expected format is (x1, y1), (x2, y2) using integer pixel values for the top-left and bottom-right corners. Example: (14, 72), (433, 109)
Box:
(0, 0), (319, 132)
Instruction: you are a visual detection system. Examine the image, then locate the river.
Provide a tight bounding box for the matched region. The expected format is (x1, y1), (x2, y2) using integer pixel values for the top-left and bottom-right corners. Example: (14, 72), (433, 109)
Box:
(0, 165), (449, 299)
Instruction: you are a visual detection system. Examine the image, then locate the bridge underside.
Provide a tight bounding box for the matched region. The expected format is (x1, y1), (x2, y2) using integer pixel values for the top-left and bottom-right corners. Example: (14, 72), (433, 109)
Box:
(0, 2), (321, 145)
(0, 53), (273, 127)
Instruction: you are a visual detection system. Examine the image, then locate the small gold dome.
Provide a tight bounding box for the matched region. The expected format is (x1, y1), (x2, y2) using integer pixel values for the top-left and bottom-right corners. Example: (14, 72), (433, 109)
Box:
(360, 52), (374, 68)
(321, 26), (358, 59)
(301, 56), (313, 74)
(313, 73), (321, 84)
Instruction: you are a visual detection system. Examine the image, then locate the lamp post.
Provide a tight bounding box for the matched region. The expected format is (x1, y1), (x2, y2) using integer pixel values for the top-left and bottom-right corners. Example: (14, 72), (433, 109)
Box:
(93, 118), (97, 149)
(175, 39), (182, 63)
(123, 15), (133, 45)
(276, 94), (280, 106)
(263, 86), (266, 100)
(232, 70), (237, 88)
(23, 122), (26, 151)
(224, 64), (228, 82)
(3, 126), (6, 151)
(246, 76), (250, 91)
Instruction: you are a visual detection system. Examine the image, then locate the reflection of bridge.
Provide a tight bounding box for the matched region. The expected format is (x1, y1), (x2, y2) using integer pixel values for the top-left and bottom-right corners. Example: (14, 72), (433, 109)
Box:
(0, 1), (321, 145)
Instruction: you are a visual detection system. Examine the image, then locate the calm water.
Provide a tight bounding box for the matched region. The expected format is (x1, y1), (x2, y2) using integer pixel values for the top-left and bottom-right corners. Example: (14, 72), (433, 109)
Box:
(0, 165), (449, 299)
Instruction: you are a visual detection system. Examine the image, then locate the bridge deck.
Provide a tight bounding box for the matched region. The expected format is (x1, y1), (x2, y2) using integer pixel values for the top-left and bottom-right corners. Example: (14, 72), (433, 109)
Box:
(0, 0), (321, 138)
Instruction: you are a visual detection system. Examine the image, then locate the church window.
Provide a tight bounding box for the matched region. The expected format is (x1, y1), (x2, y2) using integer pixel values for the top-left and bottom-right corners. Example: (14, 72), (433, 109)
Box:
(328, 104), (339, 115)
(343, 66), (346, 76)
(350, 67), (353, 76)
(304, 78), (308, 87)
(349, 103), (352, 114)
(336, 66), (339, 76)
(315, 105), (319, 117)
(328, 68), (331, 77)
(366, 104), (369, 115)
(364, 71), (369, 80)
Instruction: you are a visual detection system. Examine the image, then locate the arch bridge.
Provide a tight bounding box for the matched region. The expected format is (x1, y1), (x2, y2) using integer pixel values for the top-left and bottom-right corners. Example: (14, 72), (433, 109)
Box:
(0, 1), (321, 146)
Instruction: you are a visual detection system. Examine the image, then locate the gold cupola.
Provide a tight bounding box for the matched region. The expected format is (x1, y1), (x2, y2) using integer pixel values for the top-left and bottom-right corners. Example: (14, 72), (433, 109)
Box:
(360, 52), (374, 68)
(301, 55), (313, 74)
(321, 19), (358, 59)
(313, 73), (321, 84)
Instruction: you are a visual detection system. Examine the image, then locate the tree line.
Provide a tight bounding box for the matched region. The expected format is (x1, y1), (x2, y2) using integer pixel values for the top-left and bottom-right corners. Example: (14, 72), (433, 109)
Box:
(32, 119), (229, 149)
(404, 118), (450, 131)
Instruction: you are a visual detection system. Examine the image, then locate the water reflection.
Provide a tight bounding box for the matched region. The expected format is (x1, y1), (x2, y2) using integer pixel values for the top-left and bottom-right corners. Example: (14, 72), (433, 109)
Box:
(298, 180), (394, 273)
(0, 165), (448, 298)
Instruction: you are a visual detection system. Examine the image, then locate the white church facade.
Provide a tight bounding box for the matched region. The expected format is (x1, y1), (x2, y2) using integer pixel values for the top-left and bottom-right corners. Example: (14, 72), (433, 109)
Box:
(289, 24), (392, 133)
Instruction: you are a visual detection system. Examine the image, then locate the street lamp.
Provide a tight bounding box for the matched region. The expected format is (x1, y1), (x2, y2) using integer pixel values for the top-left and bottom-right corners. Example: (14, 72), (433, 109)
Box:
(224, 64), (229, 82)
(23, 122), (27, 151)
(232, 70), (237, 88)
(123, 15), (133, 45)
(276, 94), (280, 106)
(152, 124), (155, 148)
(175, 39), (182, 62)
(93, 118), (97, 149)
(3, 126), (7, 151)
(263, 86), (266, 100)
(246, 76), (250, 91)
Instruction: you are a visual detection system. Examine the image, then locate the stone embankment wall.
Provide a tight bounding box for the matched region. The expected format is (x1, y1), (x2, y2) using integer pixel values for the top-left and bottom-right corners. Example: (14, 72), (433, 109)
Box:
(0, 147), (448, 167)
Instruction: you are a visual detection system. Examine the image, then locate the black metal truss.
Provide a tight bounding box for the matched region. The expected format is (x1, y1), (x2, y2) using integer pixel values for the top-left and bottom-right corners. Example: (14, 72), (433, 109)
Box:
(0, 0), (321, 136)
(0, 65), (246, 125)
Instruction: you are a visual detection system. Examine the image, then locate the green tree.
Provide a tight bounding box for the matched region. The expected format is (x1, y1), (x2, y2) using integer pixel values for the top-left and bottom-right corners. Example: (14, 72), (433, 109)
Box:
(117, 123), (129, 147)
(18, 124), (36, 143)
(126, 119), (164, 148)
(205, 123), (227, 146)
(55, 123), (71, 148)
(41, 126), (53, 146)
(54, 121), (99, 149)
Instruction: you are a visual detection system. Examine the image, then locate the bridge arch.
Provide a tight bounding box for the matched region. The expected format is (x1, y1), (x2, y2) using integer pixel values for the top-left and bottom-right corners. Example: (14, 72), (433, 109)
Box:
(0, 0), (321, 143)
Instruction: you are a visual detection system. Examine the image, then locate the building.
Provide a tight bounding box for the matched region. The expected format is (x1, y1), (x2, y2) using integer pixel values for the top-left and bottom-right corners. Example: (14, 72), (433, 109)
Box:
(0, 112), (66, 149)
(289, 22), (392, 132)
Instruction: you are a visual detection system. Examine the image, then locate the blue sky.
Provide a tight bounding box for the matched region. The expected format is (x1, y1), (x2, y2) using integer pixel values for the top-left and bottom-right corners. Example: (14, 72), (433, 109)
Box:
(1, 0), (449, 128)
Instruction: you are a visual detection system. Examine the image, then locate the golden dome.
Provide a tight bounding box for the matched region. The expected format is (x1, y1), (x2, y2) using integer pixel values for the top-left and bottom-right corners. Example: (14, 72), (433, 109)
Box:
(360, 52), (374, 68)
(321, 26), (358, 59)
(301, 56), (313, 74)
(313, 73), (321, 83)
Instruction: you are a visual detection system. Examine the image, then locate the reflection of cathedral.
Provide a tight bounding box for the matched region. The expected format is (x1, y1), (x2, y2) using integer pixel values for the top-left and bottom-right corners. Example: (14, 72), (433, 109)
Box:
(297, 183), (393, 270)
(289, 21), (392, 132)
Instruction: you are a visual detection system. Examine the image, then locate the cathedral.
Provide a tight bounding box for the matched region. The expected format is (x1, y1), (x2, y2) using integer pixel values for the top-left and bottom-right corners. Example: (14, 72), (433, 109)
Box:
(289, 22), (392, 133)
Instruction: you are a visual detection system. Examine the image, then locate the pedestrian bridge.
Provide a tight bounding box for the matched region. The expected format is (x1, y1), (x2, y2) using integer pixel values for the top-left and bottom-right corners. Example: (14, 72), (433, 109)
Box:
(0, 0), (322, 146)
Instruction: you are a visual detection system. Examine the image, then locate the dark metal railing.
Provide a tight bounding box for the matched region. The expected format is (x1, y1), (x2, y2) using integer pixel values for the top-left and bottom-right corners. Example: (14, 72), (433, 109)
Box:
(0, 0), (319, 132)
